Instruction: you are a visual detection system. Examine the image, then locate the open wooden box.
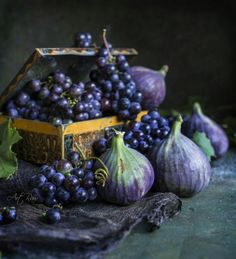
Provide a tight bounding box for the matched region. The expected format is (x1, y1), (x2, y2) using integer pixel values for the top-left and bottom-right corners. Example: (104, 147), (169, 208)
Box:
(0, 48), (145, 164)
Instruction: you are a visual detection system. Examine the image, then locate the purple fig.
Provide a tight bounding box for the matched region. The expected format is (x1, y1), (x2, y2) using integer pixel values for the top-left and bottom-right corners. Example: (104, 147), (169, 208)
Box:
(129, 65), (168, 109)
(182, 103), (229, 158)
(149, 114), (211, 197)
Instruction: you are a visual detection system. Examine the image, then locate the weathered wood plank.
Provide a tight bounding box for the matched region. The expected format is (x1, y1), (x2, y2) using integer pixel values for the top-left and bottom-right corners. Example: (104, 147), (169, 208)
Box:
(0, 161), (181, 258)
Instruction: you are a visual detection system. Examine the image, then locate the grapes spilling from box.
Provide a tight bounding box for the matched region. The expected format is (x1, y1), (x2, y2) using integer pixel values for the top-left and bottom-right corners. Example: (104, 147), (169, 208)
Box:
(3, 31), (143, 124)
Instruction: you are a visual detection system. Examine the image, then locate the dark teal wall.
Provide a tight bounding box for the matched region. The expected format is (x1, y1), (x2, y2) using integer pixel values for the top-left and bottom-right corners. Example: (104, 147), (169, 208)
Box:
(0, 0), (235, 111)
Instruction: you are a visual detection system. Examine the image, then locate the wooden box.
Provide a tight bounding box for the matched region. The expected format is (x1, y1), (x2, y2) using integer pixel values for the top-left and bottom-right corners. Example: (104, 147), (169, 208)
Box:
(0, 48), (144, 164)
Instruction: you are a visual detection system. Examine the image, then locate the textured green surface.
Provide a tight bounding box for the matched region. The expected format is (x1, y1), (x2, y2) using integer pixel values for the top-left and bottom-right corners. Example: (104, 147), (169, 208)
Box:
(107, 150), (236, 259)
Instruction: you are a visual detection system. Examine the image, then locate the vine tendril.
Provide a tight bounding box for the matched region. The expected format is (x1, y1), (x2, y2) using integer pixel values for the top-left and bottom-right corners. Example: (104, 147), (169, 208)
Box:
(88, 156), (109, 187)
(74, 143), (109, 187)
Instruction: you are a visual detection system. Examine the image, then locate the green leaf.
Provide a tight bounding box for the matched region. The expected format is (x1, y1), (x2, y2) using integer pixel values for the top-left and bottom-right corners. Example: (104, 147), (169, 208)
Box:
(192, 131), (215, 161)
(0, 119), (22, 179)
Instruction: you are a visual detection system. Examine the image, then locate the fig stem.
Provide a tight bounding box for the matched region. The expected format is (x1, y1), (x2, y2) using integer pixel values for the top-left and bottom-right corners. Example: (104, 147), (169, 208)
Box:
(111, 128), (125, 137)
(193, 102), (203, 115)
(159, 65), (169, 77)
(171, 114), (183, 136)
(111, 131), (126, 149)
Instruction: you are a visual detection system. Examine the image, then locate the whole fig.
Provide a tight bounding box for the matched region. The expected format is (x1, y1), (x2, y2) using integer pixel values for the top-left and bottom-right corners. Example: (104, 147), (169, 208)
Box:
(182, 103), (229, 158)
(129, 65), (168, 109)
(95, 131), (154, 205)
(149, 114), (211, 197)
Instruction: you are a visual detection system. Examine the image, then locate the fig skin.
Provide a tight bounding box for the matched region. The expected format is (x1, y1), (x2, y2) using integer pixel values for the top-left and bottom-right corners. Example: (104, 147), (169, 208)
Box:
(129, 65), (168, 110)
(95, 132), (154, 205)
(149, 115), (211, 197)
(182, 103), (229, 158)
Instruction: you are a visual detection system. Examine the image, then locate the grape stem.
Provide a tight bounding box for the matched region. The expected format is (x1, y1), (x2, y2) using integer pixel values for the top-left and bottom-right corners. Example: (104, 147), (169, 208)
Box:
(74, 143), (86, 160)
(102, 29), (115, 63)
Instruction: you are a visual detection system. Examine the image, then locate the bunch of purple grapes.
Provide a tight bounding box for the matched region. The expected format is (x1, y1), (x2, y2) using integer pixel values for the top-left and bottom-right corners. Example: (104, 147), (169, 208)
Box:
(29, 151), (98, 207)
(89, 31), (143, 121)
(73, 32), (93, 48)
(4, 71), (103, 124)
(93, 110), (170, 155)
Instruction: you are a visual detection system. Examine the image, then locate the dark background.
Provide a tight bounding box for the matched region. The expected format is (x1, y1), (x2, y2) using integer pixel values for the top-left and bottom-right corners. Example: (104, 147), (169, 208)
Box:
(0, 0), (235, 112)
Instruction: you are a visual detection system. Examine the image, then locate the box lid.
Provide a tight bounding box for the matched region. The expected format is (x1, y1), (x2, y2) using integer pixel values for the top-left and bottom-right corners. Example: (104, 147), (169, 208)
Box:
(0, 48), (137, 109)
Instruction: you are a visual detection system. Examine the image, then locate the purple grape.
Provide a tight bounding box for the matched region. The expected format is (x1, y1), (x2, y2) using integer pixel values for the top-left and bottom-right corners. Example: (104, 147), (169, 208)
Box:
(57, 98), (69, 108)
(87, 187), (98, 201)
(118, 110), (130, 120)
(98, 48), (109, 57)
(119, 98), (131, 110)
(141, 114), (151, 123)
(85, 160), (94, 170)
(75, 113), (85, 121)
(45, 196), (58, 207)
(83, 93), (94, 102)
(110, 73), (119, 83)
(64, 175), (80, 192)
(29, 174), (47, 188)
(7, 108), (19, 118)
(41, 182), (56, 195)
(91, 100), (101, 110)
(74, 103), (85, 113)
(56, 159), (73, 173)
(38, 87), (50, 99)
(148, 110), (160, 120)
(102, 81), (112, 92)
(68, 84), (84, 98)
(82, 178), (94, 189)
(67, 151), (80, 165)
(15, 92), (30, 107)
(92, 91), (102, 101)
(93, 138), (107, 155)
(54, 72), (65, 84)
(113, 81), (125, 91)
(105, 64), (116, 75)
(49, 93), (59, 102)
(42, 166), (56, 180)
(116, 55), (126, 63)
(132, 92), (143, 102)
(28, 108), (39, 120)
(97, 57), (107, 67)
(70, 168), (85, 179)
(43, 208), (61, 224)
(101, 98), (111, 113)
(118, 61), (129, 71)
(55, 187), (70, 203)
(130, 102), (141, 114)
(72, 187), (88, 203)
(51, 85), (63, 95)
(51, 173), (65, 187)
(84, 171), (94, 181)
(120, 72), (131, 83)
(27, 79), (41, 93)
(85, 82), (96, 91)
(129, 138), (139, 148)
